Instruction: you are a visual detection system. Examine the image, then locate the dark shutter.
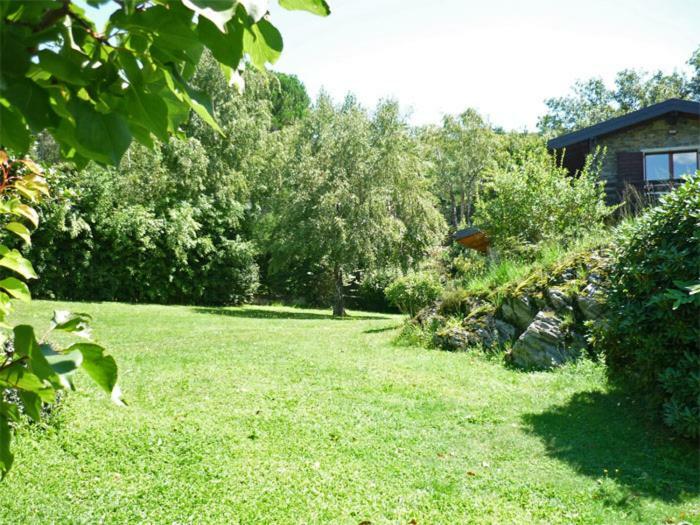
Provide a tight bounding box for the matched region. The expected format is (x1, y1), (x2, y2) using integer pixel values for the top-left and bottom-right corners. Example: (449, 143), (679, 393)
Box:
(617, 151), (644, 192)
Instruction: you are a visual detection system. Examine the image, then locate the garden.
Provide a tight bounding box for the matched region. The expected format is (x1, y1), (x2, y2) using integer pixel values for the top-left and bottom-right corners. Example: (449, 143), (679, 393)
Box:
(0, 1), (698, 523)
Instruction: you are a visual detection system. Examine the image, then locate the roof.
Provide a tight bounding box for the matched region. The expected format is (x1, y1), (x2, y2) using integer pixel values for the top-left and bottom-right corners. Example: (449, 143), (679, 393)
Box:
(453, 227), (482, 241)
(547, 98), (700, 150)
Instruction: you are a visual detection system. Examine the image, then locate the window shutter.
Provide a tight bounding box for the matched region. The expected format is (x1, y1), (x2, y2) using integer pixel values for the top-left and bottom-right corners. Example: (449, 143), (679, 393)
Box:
(617, 151), (644, 191)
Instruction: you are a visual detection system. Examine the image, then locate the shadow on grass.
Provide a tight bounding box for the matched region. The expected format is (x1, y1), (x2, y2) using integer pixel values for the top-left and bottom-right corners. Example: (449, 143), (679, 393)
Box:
(193, 307), (390, 321)
(363, 324), (402, 334)
(522, 390), (699, 502)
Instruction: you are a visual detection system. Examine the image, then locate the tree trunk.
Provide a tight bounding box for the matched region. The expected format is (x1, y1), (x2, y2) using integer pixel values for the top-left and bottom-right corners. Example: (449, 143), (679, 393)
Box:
(450, 192), (457, 228)
(332, 266), (346, 317)
(459, 187), (466, 225)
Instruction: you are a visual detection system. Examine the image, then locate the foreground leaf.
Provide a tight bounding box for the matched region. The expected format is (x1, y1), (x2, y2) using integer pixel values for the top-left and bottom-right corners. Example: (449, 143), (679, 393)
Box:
(0, 277), (30, 302)
(0, 412), (13, 478)
(278, 0), (330, 16)
(0, 245), (38, 279)
(68, 343), (121, 400)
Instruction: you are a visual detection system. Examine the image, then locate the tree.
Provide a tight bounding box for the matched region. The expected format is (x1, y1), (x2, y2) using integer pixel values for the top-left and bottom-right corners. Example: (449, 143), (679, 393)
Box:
(424, 109), (495, 228)
(0, 0), (329, 477)
(264, 95), (445, 316)
(537, 48), (698, 135)
(269, 72), (311, 129)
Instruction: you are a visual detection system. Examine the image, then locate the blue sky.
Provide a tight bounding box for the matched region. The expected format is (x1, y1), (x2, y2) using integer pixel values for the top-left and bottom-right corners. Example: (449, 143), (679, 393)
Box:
(85, 0), (699, 130)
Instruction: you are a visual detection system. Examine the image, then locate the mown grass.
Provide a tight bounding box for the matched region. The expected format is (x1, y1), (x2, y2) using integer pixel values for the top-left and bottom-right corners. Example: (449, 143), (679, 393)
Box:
(1, 300), (698, 524)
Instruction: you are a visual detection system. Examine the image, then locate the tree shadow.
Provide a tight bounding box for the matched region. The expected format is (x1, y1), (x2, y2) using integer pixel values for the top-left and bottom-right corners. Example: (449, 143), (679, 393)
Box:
(193, 307), (390, 321)
(363, 324), (402, 334)
(522, 390), (699, 502)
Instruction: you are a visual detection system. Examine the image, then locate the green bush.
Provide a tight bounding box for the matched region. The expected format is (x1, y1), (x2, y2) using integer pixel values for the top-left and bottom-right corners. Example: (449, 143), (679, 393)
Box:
(29, 149), (260, 306)
(385, 272), (444, 317)
(596, 177), (700, 438)
(474, 146), (612, 253)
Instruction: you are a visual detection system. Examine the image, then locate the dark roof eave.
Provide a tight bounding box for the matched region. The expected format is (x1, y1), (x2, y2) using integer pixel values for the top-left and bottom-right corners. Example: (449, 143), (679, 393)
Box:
(546, 98), (700, 150)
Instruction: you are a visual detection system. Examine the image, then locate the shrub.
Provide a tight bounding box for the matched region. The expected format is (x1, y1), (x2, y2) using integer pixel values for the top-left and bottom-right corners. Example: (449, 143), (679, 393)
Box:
(474, 146), (612, 253)
(596, 177), (700, 438)
(385, 272), (444, 317)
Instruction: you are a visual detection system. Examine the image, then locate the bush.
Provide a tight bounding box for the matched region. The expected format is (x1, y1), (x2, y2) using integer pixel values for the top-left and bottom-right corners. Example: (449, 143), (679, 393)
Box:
(596, 177), (700, 438)
(474, 146), (612, 253)
(385, 272), (444, 317)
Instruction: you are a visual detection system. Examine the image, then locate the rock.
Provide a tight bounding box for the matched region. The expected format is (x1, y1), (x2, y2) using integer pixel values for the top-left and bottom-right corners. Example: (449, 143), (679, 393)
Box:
(414, 305), (446, 330)
(576, 283), (604, 320)
(546, 287), (572, 313)
(500, 295), (536, 330)
(434, 326), (477, 351)
(508, 311), (580, 369)
(494, 319), (517, 344)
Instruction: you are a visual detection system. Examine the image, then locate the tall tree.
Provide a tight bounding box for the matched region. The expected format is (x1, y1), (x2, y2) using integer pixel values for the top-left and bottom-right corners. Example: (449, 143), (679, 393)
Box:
(264, 95), (445, 316)
(269, 72), (311, 129)
(424, 109), (495, 228)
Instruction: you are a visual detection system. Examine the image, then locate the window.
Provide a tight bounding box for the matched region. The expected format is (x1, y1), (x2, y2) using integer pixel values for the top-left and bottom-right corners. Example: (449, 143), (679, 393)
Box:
(673, 152), (698, 180)
(644, 150), (699, 182)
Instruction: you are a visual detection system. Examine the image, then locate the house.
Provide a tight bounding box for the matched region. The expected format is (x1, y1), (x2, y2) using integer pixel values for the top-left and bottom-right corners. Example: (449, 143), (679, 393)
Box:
(547, 98), (700, 202)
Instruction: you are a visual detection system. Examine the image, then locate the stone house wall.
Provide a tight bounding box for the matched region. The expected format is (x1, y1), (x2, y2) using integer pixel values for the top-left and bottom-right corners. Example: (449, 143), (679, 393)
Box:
(596, 115), (699, 197)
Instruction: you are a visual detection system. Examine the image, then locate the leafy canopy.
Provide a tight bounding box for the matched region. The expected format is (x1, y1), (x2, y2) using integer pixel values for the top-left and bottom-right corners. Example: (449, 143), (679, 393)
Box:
(0, 0), (329, 165)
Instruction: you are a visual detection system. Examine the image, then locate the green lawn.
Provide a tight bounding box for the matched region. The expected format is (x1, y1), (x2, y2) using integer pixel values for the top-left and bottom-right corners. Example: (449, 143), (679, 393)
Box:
(2, 301), (698, 524)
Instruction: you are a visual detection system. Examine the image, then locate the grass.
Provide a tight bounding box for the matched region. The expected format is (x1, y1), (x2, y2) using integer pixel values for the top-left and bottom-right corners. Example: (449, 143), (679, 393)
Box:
(1, 300), (698, 524)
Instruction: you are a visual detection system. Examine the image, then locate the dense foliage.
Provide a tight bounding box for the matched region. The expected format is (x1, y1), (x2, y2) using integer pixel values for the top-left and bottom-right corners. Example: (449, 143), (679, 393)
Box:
(474, 145), (612, 253)
(30, 146), (259, 304)
(255, 95), (446, 315)
(27, 58), (297, 305)
(0, 0), (329, 165)
(385, 272), (443, 317)
(596, 177), (700, 438)
(423, 110), (495, 228)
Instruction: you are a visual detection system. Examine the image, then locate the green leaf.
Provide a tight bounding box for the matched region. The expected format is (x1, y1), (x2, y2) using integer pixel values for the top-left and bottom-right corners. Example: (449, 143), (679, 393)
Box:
(36, 50), (90, 86)
(17, 391), (42, 422)
(182, 0), (237, 33)
(71, 101), (132, 165)
(0, 105), (30, 154)
(2, 80), (59, 131)
(0, 245), (38, 279)
(0, 361), (55, 402)
(14, 204), (39, 228)
(42, 344), (82, 390)
(125, 88), (169, 141)
(0, 412), (13, 478)
(278, 0), (330, 16)
(67, 343), (120, 400)
(5, 222), (32, 246)
(0, 277), (30, 302)
(13, 325), (61, 390)
(50, 310), (93, 338)
(197, 17), (244, 69)
(243, 19), (283, 69)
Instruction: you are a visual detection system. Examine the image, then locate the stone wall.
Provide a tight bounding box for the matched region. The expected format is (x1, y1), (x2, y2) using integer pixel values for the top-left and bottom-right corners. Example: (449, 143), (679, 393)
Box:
(596, 115), (699, 198)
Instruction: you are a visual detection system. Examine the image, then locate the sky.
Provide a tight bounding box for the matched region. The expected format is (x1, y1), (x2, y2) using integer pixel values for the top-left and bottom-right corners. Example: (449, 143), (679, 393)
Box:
(84, 0), (700, 130)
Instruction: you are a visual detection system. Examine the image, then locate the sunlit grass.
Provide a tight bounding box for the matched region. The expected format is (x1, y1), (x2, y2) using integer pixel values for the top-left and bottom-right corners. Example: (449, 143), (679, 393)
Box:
(1, 300), (696, 524)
